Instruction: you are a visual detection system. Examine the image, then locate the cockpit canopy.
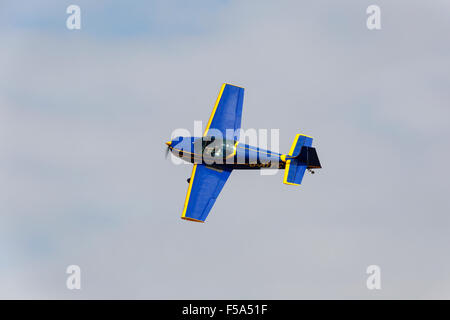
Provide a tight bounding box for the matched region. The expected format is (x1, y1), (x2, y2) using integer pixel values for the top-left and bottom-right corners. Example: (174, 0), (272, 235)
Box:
(194, 136), (237, 159)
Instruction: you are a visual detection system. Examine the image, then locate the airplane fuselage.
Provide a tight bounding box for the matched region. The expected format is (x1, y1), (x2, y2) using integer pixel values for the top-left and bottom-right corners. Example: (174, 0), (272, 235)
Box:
(167, 136), (286, 170)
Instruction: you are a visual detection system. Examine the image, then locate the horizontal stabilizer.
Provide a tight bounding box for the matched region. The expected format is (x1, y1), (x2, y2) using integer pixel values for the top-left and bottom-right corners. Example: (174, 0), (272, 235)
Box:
(283, 134), (314, 186)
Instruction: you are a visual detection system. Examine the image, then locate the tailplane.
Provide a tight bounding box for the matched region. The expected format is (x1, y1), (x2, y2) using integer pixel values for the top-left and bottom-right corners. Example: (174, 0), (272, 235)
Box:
(282, 134), (321, 186)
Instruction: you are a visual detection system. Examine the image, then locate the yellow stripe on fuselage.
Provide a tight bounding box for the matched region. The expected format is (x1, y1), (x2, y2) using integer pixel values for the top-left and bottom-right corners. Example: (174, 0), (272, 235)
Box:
(237, 145), (281, 157)
(171, 148), (202, 158)
(225, 141), (239, 160)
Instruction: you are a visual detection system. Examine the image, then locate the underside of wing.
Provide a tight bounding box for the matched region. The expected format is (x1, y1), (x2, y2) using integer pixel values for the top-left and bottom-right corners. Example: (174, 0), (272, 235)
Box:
(204, 83), (244, 141)
(181, 164), (232, 222)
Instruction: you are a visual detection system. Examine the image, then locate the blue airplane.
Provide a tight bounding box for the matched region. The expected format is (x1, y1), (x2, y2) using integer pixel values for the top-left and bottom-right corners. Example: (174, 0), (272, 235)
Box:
(166, 83), (321, 222)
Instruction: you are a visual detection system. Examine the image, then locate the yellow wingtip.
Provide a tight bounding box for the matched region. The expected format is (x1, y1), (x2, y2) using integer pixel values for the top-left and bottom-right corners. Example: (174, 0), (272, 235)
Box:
(181, 216), (205, 223)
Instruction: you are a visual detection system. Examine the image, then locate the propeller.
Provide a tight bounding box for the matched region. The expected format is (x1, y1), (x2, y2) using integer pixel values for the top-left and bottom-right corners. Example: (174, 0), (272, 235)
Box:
(165, 146), (170, 159)
(165, 141), (172, 159)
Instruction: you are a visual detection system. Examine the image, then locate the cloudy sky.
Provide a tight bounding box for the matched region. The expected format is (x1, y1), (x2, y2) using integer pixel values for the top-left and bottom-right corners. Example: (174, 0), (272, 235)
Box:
(1, 0), (449, 299)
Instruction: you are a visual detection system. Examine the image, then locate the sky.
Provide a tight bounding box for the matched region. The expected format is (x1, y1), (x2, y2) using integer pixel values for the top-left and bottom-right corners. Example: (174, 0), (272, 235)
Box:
(1, 0), (450, 299)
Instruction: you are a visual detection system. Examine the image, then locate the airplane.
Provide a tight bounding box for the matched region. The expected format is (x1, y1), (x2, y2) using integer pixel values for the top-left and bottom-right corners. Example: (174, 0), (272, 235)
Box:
(165, 83), (321, 222)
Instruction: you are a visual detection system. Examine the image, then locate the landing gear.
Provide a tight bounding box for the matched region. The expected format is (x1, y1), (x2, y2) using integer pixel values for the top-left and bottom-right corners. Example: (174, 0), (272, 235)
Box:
(187, 178), (191, 183)
(308, 169), (315, 174)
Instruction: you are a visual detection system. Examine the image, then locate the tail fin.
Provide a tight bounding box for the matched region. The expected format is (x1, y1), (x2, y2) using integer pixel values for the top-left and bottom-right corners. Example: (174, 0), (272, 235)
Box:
(283, 134), (321, 186)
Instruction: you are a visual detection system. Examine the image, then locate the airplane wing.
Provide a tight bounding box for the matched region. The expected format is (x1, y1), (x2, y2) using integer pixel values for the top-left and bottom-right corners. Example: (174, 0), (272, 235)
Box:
(204, 83), (244, 141)
(181, 164), (232, 222)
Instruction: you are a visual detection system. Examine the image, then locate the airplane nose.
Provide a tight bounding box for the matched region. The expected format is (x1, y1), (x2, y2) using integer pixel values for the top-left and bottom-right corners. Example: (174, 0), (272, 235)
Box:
(165, 141), (172, 146)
